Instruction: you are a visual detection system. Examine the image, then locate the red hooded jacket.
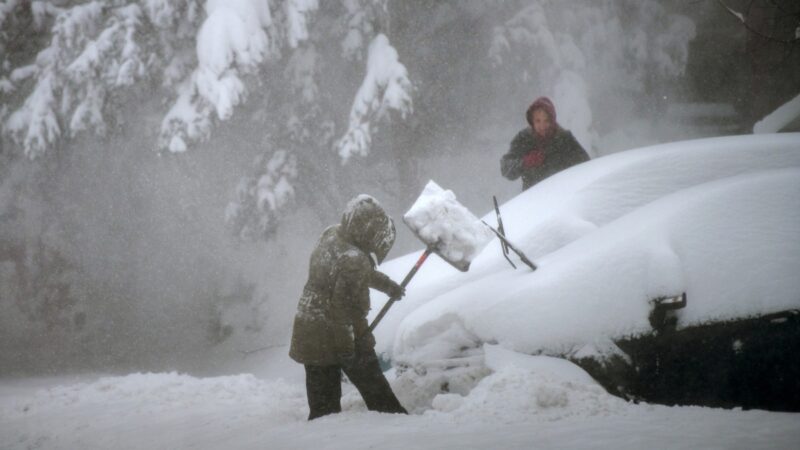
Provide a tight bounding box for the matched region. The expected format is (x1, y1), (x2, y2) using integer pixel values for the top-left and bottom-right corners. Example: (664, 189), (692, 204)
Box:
(500, 96), (590, 190)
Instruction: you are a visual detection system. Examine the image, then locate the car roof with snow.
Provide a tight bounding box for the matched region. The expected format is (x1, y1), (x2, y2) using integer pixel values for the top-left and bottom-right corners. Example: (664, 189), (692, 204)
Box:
(372, 133), (800, 365)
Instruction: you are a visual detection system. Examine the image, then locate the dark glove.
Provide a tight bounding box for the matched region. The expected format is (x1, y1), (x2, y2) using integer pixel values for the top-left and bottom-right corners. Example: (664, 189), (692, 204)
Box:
(522, 149), (545, 168)
(386, 280), (405, 300)
(371, 271), (405, 300)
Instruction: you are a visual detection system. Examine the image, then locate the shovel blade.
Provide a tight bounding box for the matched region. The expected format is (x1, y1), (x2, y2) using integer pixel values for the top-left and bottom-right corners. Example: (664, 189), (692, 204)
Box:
(403, 181), (494, 271)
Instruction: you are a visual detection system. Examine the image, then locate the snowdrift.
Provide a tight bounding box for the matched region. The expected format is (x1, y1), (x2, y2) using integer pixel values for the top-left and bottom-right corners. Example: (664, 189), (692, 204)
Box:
(10, 349), (799, 450)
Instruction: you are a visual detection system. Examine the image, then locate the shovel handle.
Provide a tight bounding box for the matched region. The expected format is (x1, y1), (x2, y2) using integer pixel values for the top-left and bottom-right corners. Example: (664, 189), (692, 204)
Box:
(367, 247), (433, 333)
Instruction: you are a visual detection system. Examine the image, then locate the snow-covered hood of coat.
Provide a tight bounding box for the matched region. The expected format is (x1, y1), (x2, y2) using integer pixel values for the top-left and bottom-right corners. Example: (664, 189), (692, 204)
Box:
(340, 194), (396, 264)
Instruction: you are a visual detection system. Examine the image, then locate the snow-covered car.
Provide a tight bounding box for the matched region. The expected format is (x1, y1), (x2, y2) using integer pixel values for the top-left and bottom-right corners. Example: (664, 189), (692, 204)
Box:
(372, 134), (800, 412)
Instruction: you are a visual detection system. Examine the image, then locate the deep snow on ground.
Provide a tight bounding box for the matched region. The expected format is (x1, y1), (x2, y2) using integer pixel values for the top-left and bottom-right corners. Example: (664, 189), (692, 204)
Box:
(2, 347), (799, 450)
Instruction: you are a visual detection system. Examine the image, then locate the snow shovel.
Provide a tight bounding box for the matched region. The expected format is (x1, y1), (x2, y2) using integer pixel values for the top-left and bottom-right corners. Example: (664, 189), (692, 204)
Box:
(367, 181), (494, 333)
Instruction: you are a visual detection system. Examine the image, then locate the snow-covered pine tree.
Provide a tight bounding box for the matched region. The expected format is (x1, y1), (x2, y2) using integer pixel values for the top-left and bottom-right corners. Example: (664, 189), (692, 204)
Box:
(0, 1), (414, 358)
(1, 0), (412, 241)
(223, 0), (412, 240)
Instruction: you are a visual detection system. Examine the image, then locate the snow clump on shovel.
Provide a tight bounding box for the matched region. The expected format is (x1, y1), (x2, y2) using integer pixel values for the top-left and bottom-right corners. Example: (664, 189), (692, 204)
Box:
(403, 181), (494, 271)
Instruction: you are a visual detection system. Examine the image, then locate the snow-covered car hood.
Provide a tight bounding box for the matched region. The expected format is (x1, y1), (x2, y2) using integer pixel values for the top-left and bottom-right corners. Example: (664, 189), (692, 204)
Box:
(372, 134), (800, 364)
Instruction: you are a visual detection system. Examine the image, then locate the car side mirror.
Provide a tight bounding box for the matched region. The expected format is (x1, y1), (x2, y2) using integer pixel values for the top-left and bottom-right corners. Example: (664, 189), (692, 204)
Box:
(649, 293), (687, 334)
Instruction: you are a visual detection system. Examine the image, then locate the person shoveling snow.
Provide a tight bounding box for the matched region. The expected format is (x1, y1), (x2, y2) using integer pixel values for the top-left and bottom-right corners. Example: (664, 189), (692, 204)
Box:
(289, 195), (408, 420)
(289, 185), (493, 420)
(368, 181), (495, 333)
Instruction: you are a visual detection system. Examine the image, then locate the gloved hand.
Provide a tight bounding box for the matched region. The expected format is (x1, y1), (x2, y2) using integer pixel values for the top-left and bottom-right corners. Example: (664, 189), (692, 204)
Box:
(386, 280), (405, 300)
(522, 149), (545, 168)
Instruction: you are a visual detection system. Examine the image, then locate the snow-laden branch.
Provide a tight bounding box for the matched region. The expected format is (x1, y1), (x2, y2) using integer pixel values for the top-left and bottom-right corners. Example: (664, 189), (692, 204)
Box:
(337, 33), (412, 163)
(159, 0), (275, 153)
(0, 0), (324, 157)
(3, 2), (148, 158)
(284, 45), (319, 104)
(285, 0), (319, 48)
(225, 149), (298, 240)
(340, 0), (388, 60)
(2, 0), (403, 161)
(67, 4), (144, 134)
(489, 4), (563, 69)
(5, 74), (61, 156)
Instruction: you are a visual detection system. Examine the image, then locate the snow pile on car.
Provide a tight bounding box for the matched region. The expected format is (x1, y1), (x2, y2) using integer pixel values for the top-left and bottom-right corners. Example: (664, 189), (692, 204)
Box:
(423, 345), (629, 422)
(373, 134), (800, 368)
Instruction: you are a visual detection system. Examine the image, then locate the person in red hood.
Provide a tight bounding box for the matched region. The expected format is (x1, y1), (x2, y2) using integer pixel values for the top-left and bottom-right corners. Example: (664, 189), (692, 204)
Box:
(501, 97), (589, 191)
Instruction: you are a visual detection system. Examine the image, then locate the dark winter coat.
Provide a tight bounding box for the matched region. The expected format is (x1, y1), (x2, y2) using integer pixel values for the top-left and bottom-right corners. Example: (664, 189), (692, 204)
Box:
(289, 224), (398, 366)
(500, 127), (589, 191)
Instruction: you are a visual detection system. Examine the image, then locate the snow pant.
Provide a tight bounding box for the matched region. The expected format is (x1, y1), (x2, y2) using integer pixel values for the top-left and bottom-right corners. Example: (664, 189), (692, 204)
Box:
(304, 349), (407, 420)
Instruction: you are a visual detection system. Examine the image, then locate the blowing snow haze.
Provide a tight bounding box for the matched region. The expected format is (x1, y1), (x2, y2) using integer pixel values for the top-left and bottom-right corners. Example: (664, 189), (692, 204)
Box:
(0, 0), (798, 382)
